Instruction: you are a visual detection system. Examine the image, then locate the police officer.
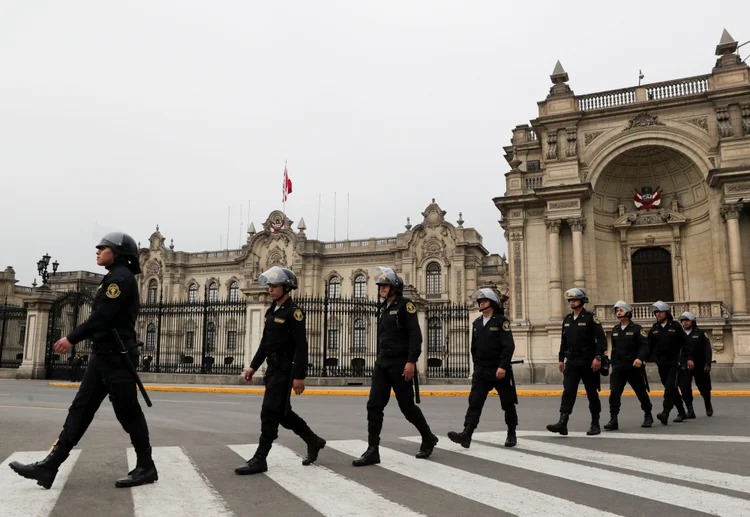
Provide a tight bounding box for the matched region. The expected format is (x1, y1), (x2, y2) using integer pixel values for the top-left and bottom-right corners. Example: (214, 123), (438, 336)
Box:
(235, 266), (326, 475)
(648, 301), (690, 424)
(447, 288), (518, 448)
(678, 312), (713, 418)
(352, 266), (437, 466)
(547, 288), (607, 436)
(603, 301), (653, 431)
(9, 232), (157, 489)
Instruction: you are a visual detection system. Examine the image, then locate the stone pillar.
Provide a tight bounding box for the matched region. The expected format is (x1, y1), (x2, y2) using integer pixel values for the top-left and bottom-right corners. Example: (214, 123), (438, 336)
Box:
(242, 287), (270, 375)
(546, 219), (563, 321)
(721, 202), (747, 316)
(568, 217), (586, 288)
(403, 284), (429, 381)
(16, 288), (58, 379)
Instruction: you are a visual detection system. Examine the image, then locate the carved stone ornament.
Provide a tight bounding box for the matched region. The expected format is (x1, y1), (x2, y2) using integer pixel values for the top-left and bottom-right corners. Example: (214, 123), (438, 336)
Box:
(149, 230), (166, 252)
(513, 240), (522, 319)
(741, 104), (750, 136)
(645, 235), (655, 246)
(261, 210), (294, 235)
(422, 237), (446, 260)
(565, 127), (577, 158)
(709, 157), (716, 168)
(584, 130), (604, 146)
(686, 117), (709, 132)
(622, 111), (665, 131)
(526, 208), (545, 217)
(567, 217), (586, 232)
(508, 230), (524, 242)
(421, 199), (447, 227)
(720, 202), (744, 221)
(545, 219), (562, 234)
(266, 246), (288, 268)
(716, 107), (733, 138)
(711, 328), (724, 354)
(546, 131), (558, 160)
(146, 259), (163, 279)
(549, 200), (578, 210)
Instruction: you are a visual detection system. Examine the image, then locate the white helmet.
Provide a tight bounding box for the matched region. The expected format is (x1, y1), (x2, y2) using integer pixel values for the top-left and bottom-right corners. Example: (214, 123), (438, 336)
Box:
(470, 288), (501, 306)
(613, 300), (632, 313)
(652, 301), (670, 313)
(679, 311), (697, 323)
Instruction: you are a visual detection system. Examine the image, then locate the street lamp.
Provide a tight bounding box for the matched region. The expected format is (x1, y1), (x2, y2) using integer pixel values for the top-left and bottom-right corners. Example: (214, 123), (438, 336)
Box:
(37, 253), (59, 287)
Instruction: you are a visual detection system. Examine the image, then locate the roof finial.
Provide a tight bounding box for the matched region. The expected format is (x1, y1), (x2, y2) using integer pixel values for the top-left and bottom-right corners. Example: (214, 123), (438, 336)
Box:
(169, 238), (174, 251)
(457, 212), (464, 228)
(156, 224), (159, 232)
(405, 217), (412, 231)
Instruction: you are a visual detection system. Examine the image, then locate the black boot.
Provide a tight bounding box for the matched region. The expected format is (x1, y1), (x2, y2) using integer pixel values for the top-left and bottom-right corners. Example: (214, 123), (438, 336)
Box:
(9, 443), (70, 490)
(416, 433), (438, 459)
(673, 409), (687, 423)
(235, 438), (271, 475)
(641, 411), (653, 428)
(685, 402), (696, 419)
(603, 415), (618, 431)
(115, 447), (158, 488)
(546, 412), (569, 435)
(352, 445), (380, 467)
(301, 434), (326, 466)
(656, 411), (669, 425)
(504, 427), (517, 448)
(587, 414), (601, 436)
(705, 399), (713, 417)
(447, 424), (475, 448)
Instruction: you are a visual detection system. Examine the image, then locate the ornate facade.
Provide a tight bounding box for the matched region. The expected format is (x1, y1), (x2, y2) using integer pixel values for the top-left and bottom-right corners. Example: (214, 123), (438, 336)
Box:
(495, 30), (750, 381)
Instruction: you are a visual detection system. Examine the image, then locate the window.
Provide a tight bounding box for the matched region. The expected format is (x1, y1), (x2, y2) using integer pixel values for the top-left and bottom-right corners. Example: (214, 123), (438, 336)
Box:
(229, 281), (239, 302)
(327, 276), (341, 299)
(327, 329), (339, 350)
(188, 283), (198, 303)
(185, 331), (195, 350)
(428, 318), (443, 353)
(426, 262), (442, 296)
(353, 318), (366, 353)
(526, 160), (541, 172)
(19, 326), (26, 346)
(354, 275), (366, 298)
(146, 323), (156, 350)
(206, 322), (216, 352)
(147, 280), (158, 304)
(227, 331), (237, 350)
(208, 282), (219, 303)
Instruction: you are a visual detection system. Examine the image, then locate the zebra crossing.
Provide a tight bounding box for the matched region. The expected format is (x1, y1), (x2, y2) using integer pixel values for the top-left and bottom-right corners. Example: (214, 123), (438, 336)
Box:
(2, 433), (749, 517)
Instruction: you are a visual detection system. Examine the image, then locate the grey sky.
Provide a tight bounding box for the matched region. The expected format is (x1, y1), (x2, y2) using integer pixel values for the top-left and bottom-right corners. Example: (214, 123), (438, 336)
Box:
(1, 1), (747, 287)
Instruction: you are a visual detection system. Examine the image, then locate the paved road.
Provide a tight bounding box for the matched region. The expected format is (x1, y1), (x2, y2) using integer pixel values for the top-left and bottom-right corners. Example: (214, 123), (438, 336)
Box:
(2, 379), (749, 517)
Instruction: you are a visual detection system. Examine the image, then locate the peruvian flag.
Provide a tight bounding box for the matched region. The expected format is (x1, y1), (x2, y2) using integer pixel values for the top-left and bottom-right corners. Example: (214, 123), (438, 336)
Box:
(282, 165), (293, 202)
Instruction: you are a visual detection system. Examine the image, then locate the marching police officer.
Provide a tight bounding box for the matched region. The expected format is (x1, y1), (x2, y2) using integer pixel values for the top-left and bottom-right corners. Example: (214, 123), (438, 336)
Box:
(547, 288), (607, 436)
(352, 266), (437, 466)
(235, 266), (326, 475)
(448, 288), (519, 448)
(648, 301), (690, 424)
(10, 232), (157, 489)
(678, 312), (713, 418)
(603, 301), (653, 431)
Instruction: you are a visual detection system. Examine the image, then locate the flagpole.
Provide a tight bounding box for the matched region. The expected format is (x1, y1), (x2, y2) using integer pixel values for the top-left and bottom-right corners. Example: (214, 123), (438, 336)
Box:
(334, 192), (337, 241)
(346, 192), (349, 240)
(282, 160), (287, 215)
(316, 193), (321, 240)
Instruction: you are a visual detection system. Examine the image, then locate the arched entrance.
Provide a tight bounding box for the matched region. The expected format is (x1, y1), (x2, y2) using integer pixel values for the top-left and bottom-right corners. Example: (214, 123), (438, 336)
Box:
(632, 247), (674, 303)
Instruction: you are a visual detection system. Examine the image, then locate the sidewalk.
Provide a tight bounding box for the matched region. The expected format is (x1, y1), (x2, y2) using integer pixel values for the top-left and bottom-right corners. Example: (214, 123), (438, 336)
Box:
(47, 381), (750, 397)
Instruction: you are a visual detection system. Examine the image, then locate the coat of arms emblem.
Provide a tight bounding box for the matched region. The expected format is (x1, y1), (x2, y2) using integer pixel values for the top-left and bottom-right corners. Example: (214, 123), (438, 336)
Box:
(634, 186), (661, 211)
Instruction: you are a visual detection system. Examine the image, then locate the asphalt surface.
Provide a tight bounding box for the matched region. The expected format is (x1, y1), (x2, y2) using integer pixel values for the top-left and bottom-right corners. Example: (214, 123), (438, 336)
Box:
(1, 379), (749, 517)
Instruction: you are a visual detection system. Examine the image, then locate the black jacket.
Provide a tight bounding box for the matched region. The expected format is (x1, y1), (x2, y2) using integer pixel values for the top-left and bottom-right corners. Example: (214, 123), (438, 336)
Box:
(610, 321), (649, 369)
(647, 318), (690, 365)
(67, 263), (139, 347)
(471, 312), (515, 370)
(250, 298), (309, 379)
(377, 296), (422, 364)
(685, 327), (712, 367)
(558, 309), (607, 362)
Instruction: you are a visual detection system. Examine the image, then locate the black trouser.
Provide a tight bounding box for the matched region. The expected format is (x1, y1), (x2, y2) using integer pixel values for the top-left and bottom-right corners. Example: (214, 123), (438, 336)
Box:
(260, 366), (315, 444)
(608, 366), (651, 415)
(657, 362), (685, 414)
(559, 359), (601, 415)
(58, 350), (152, 465)
(679, 366), (712, 404)
(366, 357), (431, 446)
(464, 368), (518, 429)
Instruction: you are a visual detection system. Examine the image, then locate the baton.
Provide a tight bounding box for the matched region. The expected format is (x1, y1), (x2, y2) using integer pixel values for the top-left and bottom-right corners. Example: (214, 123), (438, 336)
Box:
(413, 366), (421, 404)
(642, 365), (650, 393)
(111, 329), (153, 407)
(510, 359), (524, 365)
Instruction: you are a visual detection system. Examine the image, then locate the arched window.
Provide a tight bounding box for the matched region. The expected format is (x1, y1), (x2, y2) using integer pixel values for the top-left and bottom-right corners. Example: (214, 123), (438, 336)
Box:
(353, 318), (366, 353)
(426, 262), (442, 296)
(327, 276), (341, 299)
(353, 274), (367, 298)
(226, 319), (238, 351)
(229, 281), (239, 302)
(188, 283), (199, 303)
(206, 321), (216, 352)
(208, 282), (219, 303)
(427, 317), (443, 352)
(146, 323), (156, 350)
(147, 280), (158, 304)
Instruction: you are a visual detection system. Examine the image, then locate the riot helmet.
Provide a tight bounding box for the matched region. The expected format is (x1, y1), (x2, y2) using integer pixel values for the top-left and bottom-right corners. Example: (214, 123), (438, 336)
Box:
(470, 288), (502, 312)
(96, 232), (141, 274)
(679, 311), (697, 328)
(564, 288), (589, 304)
(613, 300), (633, 318)
(651, 301), (671, 313)
(258, 266), (298, 292)
(373, 266), (404, 296)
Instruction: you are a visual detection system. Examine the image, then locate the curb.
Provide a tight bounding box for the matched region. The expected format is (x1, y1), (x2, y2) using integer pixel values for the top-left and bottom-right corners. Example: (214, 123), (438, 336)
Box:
(47, 382), (750, 397)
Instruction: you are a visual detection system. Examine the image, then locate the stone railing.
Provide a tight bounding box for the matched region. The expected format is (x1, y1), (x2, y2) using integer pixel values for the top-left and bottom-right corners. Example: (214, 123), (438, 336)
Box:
(523, 174), (544, 191)
(579, 87), (637, 111)
(577, 74), (711, 112)
(594, 300), (730, 324)
(645, 75), (709, 101)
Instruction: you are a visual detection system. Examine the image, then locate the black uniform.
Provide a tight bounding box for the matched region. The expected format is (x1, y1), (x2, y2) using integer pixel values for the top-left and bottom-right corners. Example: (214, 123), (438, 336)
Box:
(679, 327), (713, 406)
(608, 322), (652, 415)
(648, 319), (690, 416)
(558, 309), (607, 415)
(366, 296), (432, 446)
(248, 299), (318, 451)
(464, 313), (518, 429)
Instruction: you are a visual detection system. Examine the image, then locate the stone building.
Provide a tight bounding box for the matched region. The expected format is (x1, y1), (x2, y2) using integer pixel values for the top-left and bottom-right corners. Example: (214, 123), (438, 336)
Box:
(0, 267), (31, 307)
(495, 30), (750, 381)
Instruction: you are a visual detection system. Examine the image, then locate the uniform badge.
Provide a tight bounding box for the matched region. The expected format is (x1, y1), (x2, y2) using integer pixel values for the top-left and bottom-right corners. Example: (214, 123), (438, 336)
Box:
(406, 302), (416, 314)
(106, 284), (121, 299)
(593, 315), (601, 324)
(640, 329), (648, 337)
(502, 320), (510, 331)
(293, 308), (304, 321)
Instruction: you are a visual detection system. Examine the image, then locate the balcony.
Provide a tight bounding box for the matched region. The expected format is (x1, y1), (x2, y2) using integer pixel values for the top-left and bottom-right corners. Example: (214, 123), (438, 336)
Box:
(593, 301), (730, 325)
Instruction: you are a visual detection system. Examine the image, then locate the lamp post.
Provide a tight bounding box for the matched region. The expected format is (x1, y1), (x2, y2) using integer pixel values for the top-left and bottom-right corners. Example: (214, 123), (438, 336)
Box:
(37, 253), (59, 287)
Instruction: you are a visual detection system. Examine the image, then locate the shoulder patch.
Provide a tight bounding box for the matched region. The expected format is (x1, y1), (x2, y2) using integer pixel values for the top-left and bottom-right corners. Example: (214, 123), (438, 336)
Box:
(592, 315), (601, 324)
(406, 302), (416, 314)
(640, 329), (648, 337)
(502, 320), (510, 331)
(106, 284), (121, 299)
(293, 308), (304, 322)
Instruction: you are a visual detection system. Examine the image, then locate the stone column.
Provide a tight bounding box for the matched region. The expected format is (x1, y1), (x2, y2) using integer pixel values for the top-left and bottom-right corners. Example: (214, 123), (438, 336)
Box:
(568, 217), (586, 288)
(721, 202), (747, 316)
(16, 288), (58, 379)
(242, 287), (269, 377)
(403, 284), (429, 381)
(546, 219), (563, 321)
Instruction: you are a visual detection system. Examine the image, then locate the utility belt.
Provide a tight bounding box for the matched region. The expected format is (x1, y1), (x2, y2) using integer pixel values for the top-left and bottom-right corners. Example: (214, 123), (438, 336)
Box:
(565, 348), (592, 360)
(379, 347), (408, 358)
(266, 352), (292, 368)
(92, 338), (138, 356)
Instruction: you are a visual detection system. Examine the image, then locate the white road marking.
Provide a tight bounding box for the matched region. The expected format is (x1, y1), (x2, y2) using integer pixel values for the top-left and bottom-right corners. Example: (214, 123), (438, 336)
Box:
(515, 430), (750, 442)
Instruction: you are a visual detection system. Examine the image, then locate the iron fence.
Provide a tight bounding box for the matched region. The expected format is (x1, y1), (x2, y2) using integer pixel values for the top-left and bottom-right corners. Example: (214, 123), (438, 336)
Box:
(0, 302), (27, 368)
(45, 291), (94, 378)
(425, 303), (472, 378)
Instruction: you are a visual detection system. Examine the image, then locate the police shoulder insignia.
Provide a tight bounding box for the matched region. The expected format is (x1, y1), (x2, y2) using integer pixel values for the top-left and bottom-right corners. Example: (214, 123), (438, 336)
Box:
(406, 302), (416, 314)
(593, 315), (601, 324)
(106, 284), (121, 299)
(502, 320), (510, 331)
(640, 328), (648, 337)
(293, 308), (304, 321)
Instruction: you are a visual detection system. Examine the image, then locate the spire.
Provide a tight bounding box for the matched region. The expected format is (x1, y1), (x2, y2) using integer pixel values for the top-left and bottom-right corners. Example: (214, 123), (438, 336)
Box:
(716, 28), (738, 55)
(247, 222), (256, 236)
(297, 217), (307, 236)
(550, 60), (569, 84)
